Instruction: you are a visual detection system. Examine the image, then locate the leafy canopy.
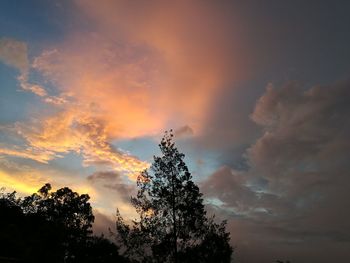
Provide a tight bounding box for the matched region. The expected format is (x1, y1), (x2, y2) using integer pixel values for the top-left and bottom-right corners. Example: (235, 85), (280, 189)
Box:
(0, 184), (128, 263)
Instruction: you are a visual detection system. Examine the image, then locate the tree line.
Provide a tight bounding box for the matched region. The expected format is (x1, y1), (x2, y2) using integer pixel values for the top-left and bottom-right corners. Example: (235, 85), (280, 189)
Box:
(0, 132), (232, 263)
(0, 183), (127, 263)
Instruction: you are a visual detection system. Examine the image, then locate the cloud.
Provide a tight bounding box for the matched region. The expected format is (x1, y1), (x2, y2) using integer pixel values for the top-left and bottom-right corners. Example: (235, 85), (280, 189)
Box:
(0, 38), (45, 96)
(86, 170), (138, 222)
(29, 0), (245, 139)
(249, 81), (350, 183)
(202, 166), (258, 214)
(0, 157), (95, 198)
(0, 147), (54, 164)
(17, 74), (48, 97)
(93, 209), (115, 236)
(174, 125), (194, 138)
(0, 0), (247, 199)
(1, 109), (149, 177)
(87, 171), (122, 182)
(88, 170), (135, 201)
(202, 80), (350, 262)
(0, 38), (29, 72)
(43, 95), (68, 105)
(0, 160), (47, 195)
(0, 38), (71, 103)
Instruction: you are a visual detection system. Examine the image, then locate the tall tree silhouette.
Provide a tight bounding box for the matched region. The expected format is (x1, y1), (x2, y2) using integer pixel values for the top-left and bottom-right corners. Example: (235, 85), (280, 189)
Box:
(115, 131), (233, 263)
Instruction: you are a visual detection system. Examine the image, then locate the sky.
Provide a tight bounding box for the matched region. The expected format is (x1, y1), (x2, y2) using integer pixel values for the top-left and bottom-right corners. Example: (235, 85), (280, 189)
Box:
(1, 0), (350, 262)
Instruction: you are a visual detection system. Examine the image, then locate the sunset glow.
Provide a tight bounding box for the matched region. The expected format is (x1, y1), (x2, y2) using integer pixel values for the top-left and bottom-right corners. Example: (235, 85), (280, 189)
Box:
(1, 1), (350, 262)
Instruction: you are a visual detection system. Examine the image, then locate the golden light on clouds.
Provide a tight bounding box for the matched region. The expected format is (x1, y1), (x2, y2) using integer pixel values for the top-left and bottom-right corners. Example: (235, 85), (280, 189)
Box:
(0, 170), (41, 195)
(2, 2), (350, 262)
(1, 0), (239, 213)
(0, 148), (53, 164)
(9, 109), (150, 176)
(31, 0), (237, 139)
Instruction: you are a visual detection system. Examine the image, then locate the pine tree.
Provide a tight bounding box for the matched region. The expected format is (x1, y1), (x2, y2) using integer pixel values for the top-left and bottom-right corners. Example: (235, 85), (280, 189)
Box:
(115, 131), (233, 263)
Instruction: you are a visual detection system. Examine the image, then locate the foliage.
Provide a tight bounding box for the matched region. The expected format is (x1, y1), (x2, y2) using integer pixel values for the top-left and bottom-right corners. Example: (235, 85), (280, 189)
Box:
(115, 131), (233, 263)
(0, 185), (127, 263)
(0, 132), (233, 262)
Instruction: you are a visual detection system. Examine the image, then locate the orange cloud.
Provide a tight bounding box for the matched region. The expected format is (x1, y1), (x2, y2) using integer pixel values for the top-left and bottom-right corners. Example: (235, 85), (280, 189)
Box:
(0, 159), (71, 197)
(0, 164), (99, 204)
(18, 74), (48, 97)
(10, 108), (149, 176)
(0, 147), (54, 164)
(31, 0), (240, 139)
(2, 0), (242, 188)
(0, 170), (44, 195)
(0, 1), (247, 228)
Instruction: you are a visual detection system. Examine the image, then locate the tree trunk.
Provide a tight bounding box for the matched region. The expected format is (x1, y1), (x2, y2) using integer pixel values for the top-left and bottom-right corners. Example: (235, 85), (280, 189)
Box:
(171, 169), (177, 263)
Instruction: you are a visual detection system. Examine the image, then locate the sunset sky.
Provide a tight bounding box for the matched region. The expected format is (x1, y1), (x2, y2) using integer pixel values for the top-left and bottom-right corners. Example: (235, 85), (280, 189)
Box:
(1, 1), (350, 262)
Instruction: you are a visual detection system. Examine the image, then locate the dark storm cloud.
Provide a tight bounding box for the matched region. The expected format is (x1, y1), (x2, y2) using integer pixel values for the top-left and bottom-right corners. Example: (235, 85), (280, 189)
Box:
(202, 80), (350, 262)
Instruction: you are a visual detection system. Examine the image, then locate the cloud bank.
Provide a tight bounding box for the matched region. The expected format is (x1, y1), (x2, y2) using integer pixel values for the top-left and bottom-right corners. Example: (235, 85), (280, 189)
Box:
(203, 80), (350, 262)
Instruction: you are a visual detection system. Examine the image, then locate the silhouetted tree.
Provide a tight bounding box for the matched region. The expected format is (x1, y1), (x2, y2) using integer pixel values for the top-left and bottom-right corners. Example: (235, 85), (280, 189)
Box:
(20, 183), (94, 262)
(0, 190), (24, 260)
(0, 188), (64, 262)
(79, 235), (129, 263)
(115, 131), (233, 263)
(0, 185), (128, 263)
